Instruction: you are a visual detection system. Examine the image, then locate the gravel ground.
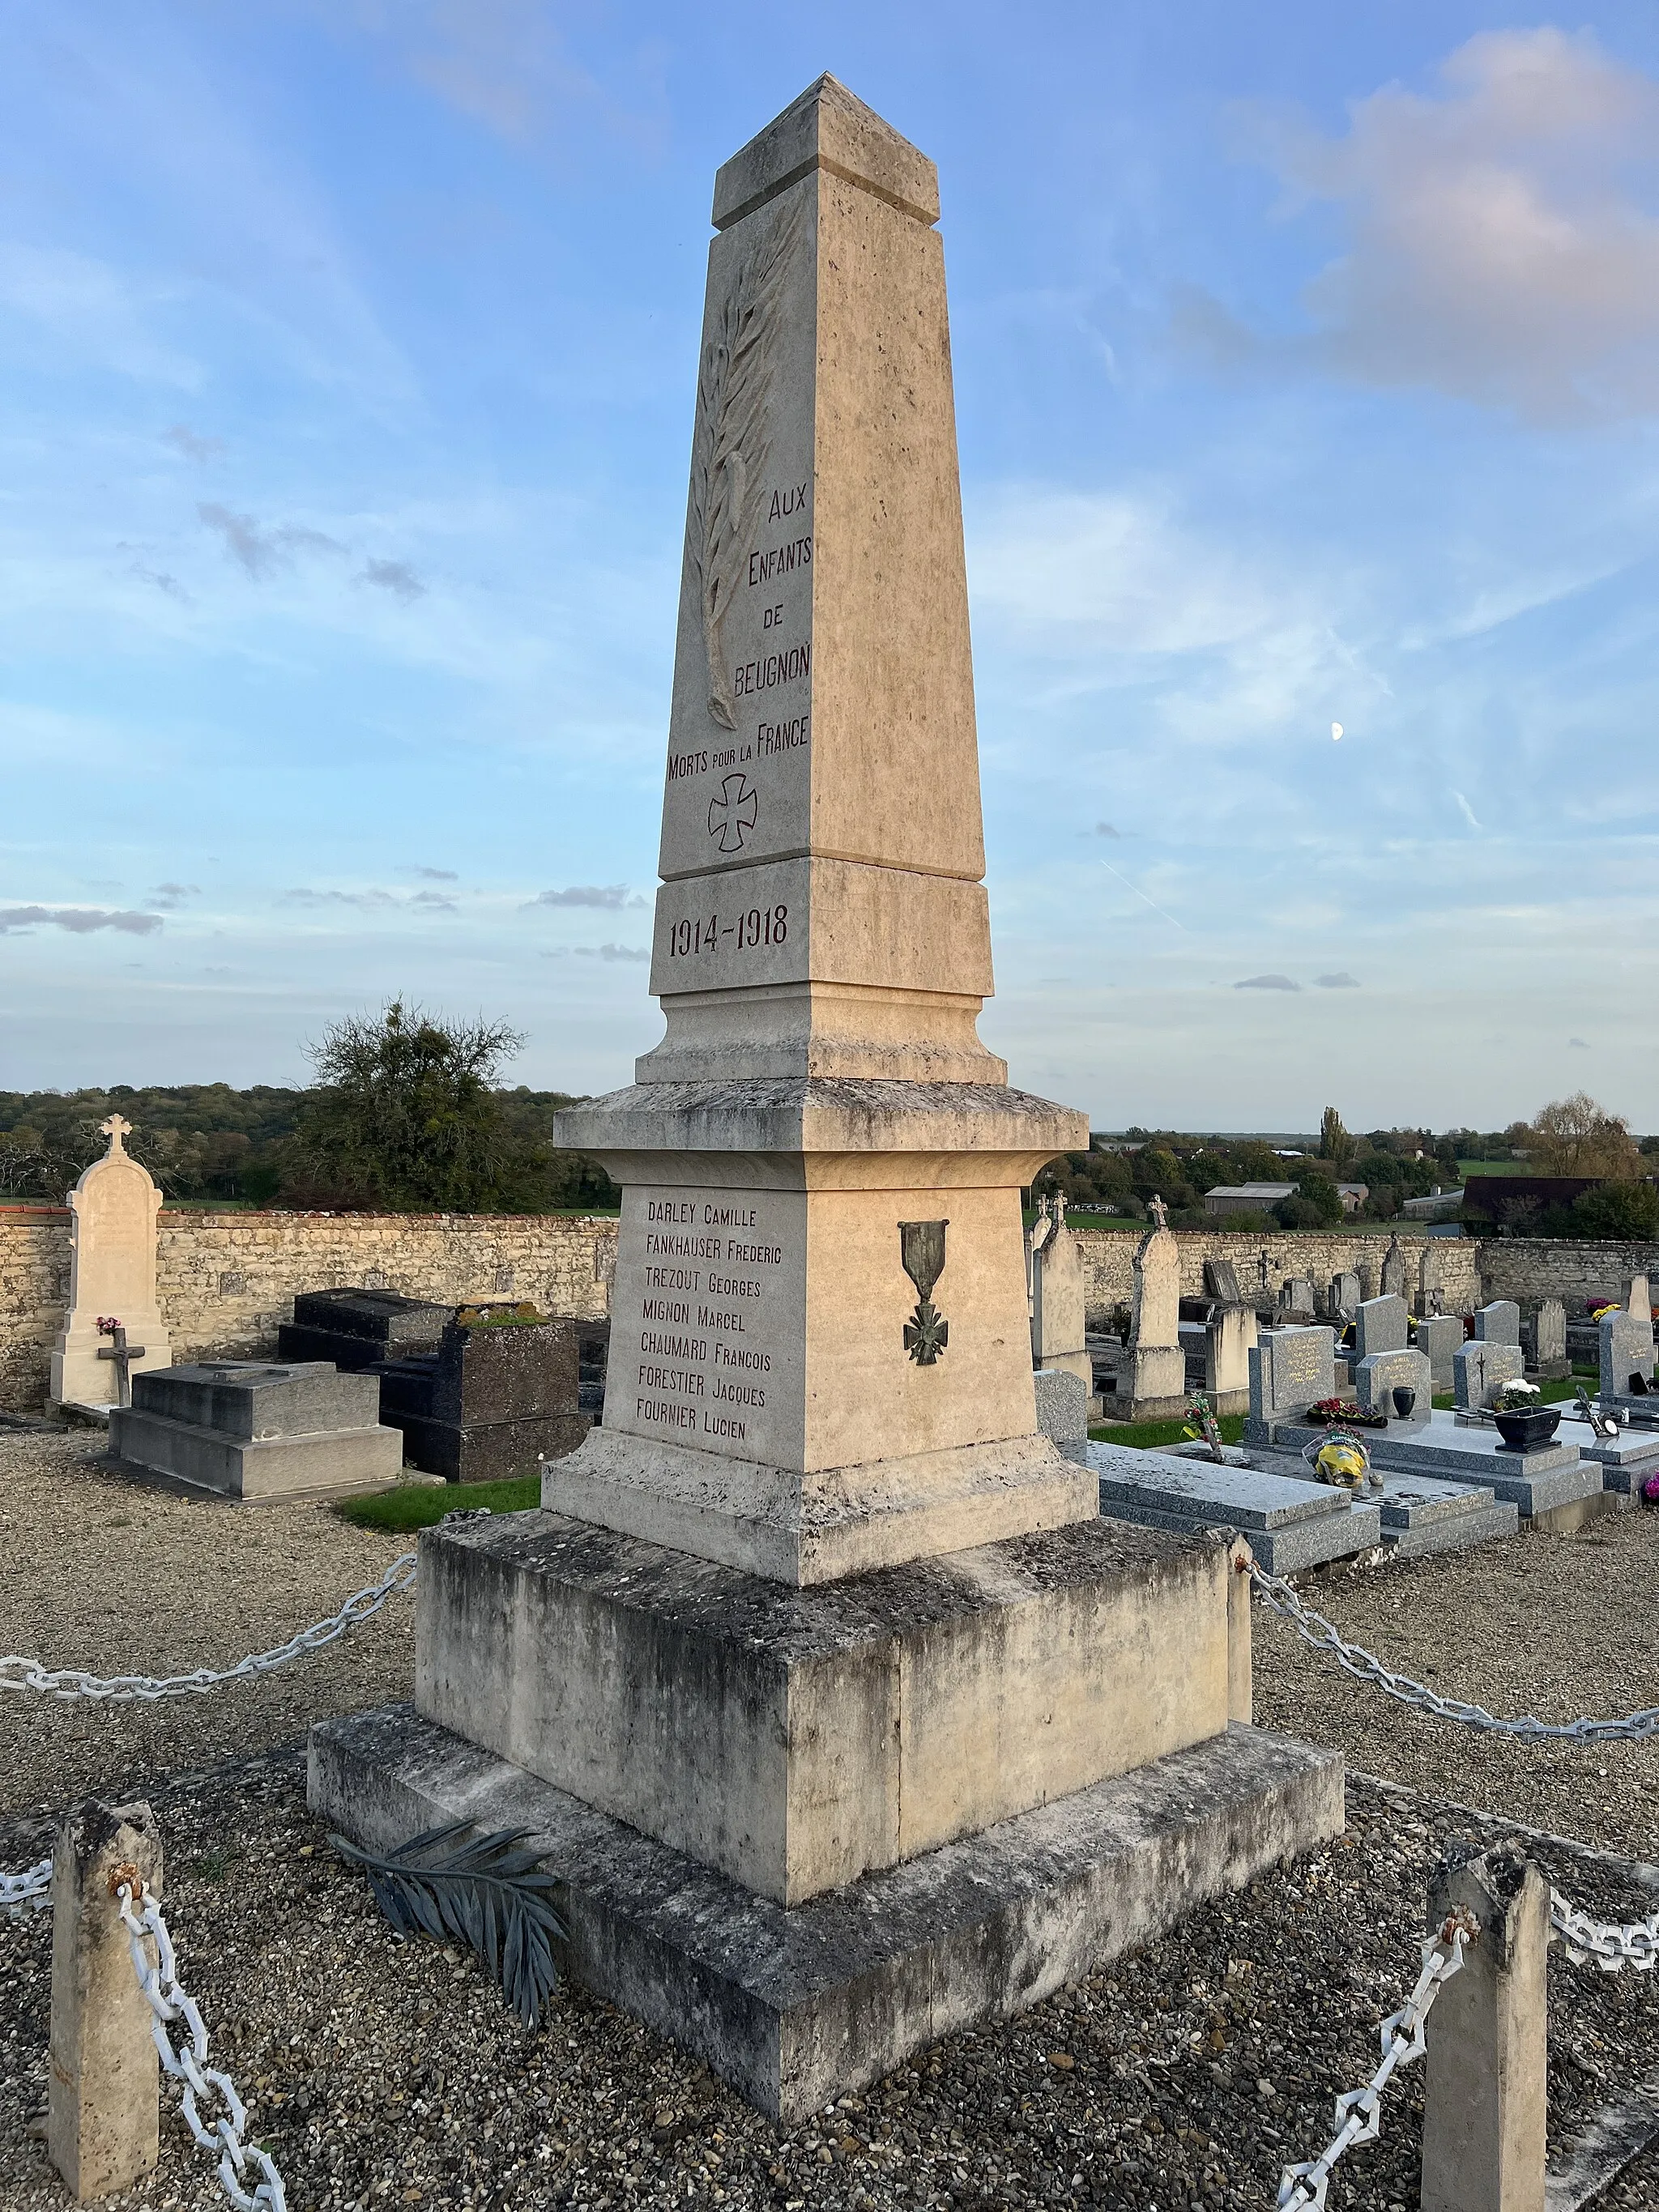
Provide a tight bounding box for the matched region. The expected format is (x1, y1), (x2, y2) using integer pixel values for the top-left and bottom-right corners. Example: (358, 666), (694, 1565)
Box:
(1252, 1508), (1659, 1862)
(5, 1429), (1659, 2210)
(5, 1753), (1659, 2212)
(0, 1429), (415, 1821)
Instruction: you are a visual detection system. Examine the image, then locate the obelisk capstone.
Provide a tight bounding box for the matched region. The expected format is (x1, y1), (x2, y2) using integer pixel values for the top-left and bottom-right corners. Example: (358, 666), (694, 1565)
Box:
(312, 79), (1342, 2125)
(548, 75), (1096, 1583)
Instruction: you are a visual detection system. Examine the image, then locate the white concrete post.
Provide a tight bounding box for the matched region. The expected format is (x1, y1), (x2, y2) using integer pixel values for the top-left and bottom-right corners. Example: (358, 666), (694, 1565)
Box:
(1421, 1847), (1548, 2212)
(48, 1799), (163, 2201)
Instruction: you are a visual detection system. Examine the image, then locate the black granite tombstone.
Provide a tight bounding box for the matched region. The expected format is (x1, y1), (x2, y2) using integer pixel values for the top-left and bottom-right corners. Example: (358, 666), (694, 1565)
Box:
(377, 1309), (591, 1483)
(277, 1287), (451, 1371)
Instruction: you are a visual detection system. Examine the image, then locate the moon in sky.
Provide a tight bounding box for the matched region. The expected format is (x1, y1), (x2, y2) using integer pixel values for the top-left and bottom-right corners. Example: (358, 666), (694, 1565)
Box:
(1331, 722), (1343, 741)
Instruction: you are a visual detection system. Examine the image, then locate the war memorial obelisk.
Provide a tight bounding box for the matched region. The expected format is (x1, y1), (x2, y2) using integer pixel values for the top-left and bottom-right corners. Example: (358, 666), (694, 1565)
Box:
(313, 76), (1341, 2120)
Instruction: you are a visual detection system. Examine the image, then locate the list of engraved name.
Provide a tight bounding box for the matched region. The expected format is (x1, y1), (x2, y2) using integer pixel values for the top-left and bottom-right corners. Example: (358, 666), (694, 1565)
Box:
(630, 1196), (787, 1447)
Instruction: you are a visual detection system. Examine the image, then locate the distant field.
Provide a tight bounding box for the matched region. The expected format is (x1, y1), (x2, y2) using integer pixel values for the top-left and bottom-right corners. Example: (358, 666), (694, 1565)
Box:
(1454, 1160), (1531, 1176)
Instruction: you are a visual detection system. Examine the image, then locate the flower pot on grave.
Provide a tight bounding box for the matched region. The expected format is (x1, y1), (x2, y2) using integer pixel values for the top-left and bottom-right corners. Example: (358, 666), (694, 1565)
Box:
(1391, 1387), (1417, 1419)
(1492, 1408), (1561, 1454)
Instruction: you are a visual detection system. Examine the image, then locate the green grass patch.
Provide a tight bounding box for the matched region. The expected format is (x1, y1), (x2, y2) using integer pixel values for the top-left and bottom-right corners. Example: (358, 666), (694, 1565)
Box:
(1088, 1413), (1247, 1450)
(335, 1474), (541, 1532)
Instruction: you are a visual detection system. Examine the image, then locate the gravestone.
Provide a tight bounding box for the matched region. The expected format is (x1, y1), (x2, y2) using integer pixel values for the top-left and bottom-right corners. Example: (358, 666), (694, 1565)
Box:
(1454, 1340), (1525, 1411)
(1474, 1301), (1520, 1346)
(1625, 1274), (1652, 1327)
(1204, 1256), (1242, 1305)
(1380, 1235), (1406, 1302)
(310, 76), (1340, 2125)
(1418, 1244), (1444, 1317)
(1245, 1325), (1337, 1443)
(49, 1117), (172, 1407)
(1355, 1294), (1409, 1362)
(1282, 1276), (1316, 1320)
(1128, 1218), (1186, 1414)
(1358, 1257), (1378, 1302)
(1027, 1199), (1091, 1392)
(1328, 1270), (1361, 1323)
(1204, 1304), (1258, 1411)
(108, 1362), (401, 1500)
(1354, 1345), (1431, 1420)
(1531, 1298), (1568, 1380)
(1601, 1311), (1657, 1404)
(1417, 1315), (1463, 1392)
(1033, 1368), (1090, 1466)
(378, 1313), (591, 1482)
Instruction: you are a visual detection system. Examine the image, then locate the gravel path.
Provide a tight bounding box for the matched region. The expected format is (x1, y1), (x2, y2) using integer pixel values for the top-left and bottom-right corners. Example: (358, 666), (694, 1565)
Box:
(1252, 1509), (1659, 1862)
(5, 1430), (1659, 2209)
(0, 1430), (415, 1821)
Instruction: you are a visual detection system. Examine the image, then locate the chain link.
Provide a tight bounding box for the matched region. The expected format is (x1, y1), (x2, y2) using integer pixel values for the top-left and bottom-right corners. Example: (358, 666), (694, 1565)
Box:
(1250, 1560), (1659, 1744)
(1277, 1915), (1473, 2211)
(0, 1551), (417, 1702)
(1, 1856), (53, 1914)
(1551, 1887), (1659, 1972)
(116, 1874), (287, 2212)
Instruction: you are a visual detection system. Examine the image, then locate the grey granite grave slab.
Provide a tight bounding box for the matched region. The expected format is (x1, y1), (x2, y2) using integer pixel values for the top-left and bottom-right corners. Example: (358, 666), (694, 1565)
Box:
(1329, 1272), (1360, 1321)
(1475, 1301), (1520, 1345)
(1204, 1258), (1242, 1304)
(1244, 1327), (1337, 1445)
(1240, 1449), (1520, 1559)
(108, 1360), (402, 1502)
(1601, 1312), (1656, 1404)
(1266, 1413), (1606, 1528)
(1034, 1367), (1090, 1465)
(1416, 1315), (1462, 1392)
(1088, 1442), (1380, 1573)
(1356, 1295), (1408, 1361)
(1354, 1346), (1431, 1418)
(1454, 1340), (1524, 1409)
(1548, 1410), (1659, 1494)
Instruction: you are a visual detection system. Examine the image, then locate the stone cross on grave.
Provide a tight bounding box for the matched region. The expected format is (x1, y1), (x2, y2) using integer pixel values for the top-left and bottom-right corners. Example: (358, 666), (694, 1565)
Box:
(1148, 1193), (1168, 1230)
(100, 1114), (134, 1150)
(96, 1317), (147, 1409)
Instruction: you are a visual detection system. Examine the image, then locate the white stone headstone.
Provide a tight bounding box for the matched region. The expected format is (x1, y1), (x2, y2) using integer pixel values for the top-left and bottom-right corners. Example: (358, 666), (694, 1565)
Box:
(50, 1117), (172, 1406)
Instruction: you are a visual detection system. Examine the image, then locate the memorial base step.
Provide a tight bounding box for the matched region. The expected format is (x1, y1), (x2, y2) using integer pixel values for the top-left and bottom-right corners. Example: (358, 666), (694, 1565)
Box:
(309, 1704), (1342, 2124)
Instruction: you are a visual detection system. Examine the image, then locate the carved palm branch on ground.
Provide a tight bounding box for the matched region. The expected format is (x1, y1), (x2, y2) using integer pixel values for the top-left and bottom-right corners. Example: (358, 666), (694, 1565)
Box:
(687, 198), (802, 730)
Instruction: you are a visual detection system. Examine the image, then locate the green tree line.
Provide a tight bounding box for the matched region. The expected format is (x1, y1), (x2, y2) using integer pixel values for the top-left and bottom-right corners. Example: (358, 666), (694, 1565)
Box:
(0, 1001), (619, 1213)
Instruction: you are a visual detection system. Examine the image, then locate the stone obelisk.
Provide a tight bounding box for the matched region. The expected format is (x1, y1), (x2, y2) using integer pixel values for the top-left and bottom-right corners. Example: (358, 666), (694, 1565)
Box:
(313, 78), (1341, 2123)
(545, 74), (1095, 1581)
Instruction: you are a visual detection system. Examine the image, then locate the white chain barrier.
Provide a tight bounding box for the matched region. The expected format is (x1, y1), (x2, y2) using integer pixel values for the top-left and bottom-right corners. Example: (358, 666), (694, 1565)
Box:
(115, 1869), (287, 2212)
(1, 1856), (53, 1913)
(1249, 1560), (1659, 1744)
(1277, 1910), (1474, 2211)
(0, 1551), (418, 1702)
(1550, 1888), (1659, 1972)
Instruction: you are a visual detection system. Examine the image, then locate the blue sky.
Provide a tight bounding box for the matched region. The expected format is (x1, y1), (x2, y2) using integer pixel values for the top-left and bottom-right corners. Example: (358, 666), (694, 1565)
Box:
(4, 2), (1659, 1131)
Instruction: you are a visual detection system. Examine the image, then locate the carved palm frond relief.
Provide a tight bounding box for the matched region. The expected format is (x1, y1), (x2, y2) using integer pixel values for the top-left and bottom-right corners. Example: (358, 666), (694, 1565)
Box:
(687, 196), (802, 730)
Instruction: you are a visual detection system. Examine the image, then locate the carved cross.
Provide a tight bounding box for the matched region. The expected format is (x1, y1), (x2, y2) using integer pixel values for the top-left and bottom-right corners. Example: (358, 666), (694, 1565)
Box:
(96, 1317), (146, 1408)
(706, 774), (758, 855)
(1149, 1194), (1168, 1231)
(100, 1114), (133, 1151)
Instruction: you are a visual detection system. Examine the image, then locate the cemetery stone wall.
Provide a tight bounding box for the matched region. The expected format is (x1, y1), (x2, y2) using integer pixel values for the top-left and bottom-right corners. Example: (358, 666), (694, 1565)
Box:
(1474, 1239), (1659, 1312)
(1073, 1228), (1481, 1332)
(0, 1207), (618, 1413)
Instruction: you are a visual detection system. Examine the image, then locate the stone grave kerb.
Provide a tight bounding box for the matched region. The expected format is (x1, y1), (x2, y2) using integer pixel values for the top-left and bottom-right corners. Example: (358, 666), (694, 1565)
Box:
(50, 1115), (172, 1409)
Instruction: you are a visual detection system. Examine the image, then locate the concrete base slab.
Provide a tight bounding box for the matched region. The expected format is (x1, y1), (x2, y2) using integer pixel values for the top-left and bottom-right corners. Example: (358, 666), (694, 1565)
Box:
(105, 1406), (402, 1501)
(1242, 1454), (1522, 1558)
(309, 1703), (1342, 2125)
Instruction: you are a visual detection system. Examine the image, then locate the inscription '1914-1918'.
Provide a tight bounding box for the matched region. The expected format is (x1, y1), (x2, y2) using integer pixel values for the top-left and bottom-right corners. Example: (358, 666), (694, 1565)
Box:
(668, 905), (787, 958)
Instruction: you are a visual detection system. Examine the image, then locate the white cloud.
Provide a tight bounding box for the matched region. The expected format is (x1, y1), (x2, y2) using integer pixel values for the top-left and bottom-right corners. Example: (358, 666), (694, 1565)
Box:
(0, 243), (199, 386)
(1452, 790), (1482, 832)
(1254, 29), (1659, 419)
